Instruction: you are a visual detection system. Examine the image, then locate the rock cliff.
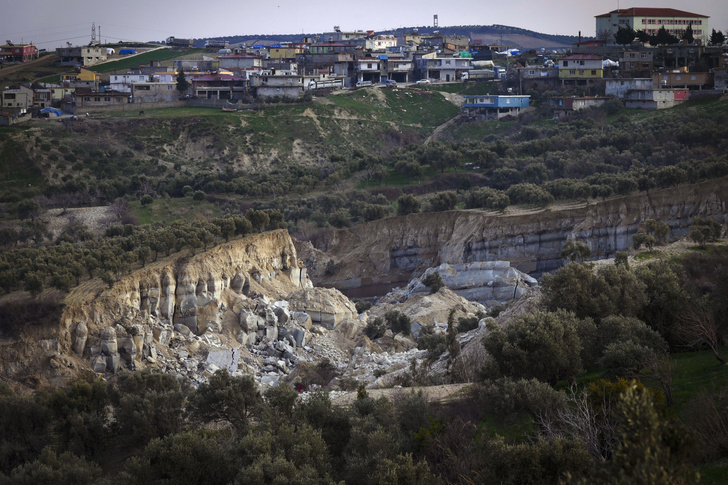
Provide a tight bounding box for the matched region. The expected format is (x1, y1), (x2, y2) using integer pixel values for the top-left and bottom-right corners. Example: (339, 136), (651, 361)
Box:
(305, 178), (728, 297)
(0, 230), (358, 388)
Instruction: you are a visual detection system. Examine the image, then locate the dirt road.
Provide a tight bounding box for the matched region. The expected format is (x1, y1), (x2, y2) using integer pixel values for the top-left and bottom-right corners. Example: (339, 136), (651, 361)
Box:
(329, 383), (472, 407)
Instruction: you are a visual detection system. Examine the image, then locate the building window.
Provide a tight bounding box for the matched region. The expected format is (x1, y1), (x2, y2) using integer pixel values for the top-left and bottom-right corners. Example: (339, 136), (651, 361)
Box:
(569, 70), (576, 75)
(563, 61), (568, 67)
(104, 97), (110, 101)
(94, 97), (100, 102)
(591, 70), (597, 75)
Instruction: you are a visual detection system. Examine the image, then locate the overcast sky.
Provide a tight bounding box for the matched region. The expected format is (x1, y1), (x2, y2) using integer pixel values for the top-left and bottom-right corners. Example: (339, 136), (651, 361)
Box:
(3, 0), (727, 49)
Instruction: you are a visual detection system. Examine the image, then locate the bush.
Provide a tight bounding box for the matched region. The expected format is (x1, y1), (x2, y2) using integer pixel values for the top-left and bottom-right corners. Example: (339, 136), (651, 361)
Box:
(355, 300), (373, 314)
(192, 190), (206, 201)
(187, 370), (262, 433)
(365, 317), (387, 340)
(427, 191), (458, 212)
(396, 194), (421, 216)
(457, 315), (480, 333)
(464, 187), (509, 211)
(417, 325), (447, 360)
(482, 310), (586, 385)
(385, 310), (411, 336)
(108, 370), (188, 444)
(505, 183), (554, 207)
(422, 271), (444, 293)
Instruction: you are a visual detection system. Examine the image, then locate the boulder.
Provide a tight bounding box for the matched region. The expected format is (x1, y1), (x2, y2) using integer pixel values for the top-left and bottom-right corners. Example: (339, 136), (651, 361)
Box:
(73, 322), (88, 356)
(286, 287), (357, 330)
(100, 327), (118, 355)
(292, 312), (312, 330)
(206, 347), (240, 373)
(403, 261), (538, 306)
(292, 328), (307, 347)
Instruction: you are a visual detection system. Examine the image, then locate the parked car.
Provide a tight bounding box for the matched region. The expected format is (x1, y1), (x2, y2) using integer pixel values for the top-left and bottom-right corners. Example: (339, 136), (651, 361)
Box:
(384, 80), (398, 87)
(415, 79), (431, 85)
(355, 80), (372, 87)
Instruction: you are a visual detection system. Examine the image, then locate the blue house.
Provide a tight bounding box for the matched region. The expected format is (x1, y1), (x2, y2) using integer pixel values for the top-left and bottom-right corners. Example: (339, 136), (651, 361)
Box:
(462, 95), (530, 120)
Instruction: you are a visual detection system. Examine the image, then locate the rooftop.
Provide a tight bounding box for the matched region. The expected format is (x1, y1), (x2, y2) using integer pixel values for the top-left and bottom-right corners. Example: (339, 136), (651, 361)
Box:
(596, 8), (708, 19)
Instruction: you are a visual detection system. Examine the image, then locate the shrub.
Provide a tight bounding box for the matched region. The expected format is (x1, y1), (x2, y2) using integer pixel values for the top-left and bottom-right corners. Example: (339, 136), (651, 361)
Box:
(482, 310), (586, 385)
(505, 183), (554, 207)
(396, 194), (421, 216)
(417, 325), (447, 360)
(365, 317), (387, 340)
(422, 271), (444, 293)
(385, 310), (411, 336)
(355, 300), (373, 314)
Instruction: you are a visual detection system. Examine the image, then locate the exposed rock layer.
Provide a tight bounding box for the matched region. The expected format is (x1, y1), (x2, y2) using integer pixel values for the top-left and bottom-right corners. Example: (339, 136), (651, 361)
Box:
(305, 178), (728, 297)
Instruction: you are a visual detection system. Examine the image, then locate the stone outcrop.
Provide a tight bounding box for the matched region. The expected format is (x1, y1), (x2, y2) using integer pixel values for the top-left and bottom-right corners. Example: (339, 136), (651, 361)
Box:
(402, 261), (537, 306)
(306, 178), (728, 297)
(286, 287), (357, 330)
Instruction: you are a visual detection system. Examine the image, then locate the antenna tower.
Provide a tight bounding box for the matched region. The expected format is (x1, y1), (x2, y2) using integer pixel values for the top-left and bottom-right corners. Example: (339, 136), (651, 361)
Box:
(91, 22), (96, 43)
(434, 14), (438, 28)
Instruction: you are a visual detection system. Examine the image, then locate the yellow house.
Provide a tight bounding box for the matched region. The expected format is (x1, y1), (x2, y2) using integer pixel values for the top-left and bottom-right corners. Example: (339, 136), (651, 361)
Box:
(268, 46), (303, 60)
(61, 67), (100, 85)
(558, 55), (603, 80)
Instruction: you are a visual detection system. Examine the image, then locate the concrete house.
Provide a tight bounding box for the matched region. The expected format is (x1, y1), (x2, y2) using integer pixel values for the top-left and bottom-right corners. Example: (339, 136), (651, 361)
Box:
(558, 55), (603, 84)
(356, 57), (382, 84)
(619, 50), (654, 76)
(61, 68), (100, 90)
(365, 35), (397, 51)
(191, 73), (247, 100)
(131, 82), (178, 103)
(33, 88), (52, 108)
(605, 78), (655, 98)
(419, 54), (472, 82)
(462, 95), (530, 120)
(714, 68), (728, 90)
(109, 73), (149, 93)
(218, 55), (263, 76)
(381, 54), (414, 83)
(1, 85), (34, 110)
(653, 71), (713, 90)
(595, 7), (709, 44)
(0, 43), (38, 63)
(250, 71), (302, 99)
(56, 45), (107, 66)
(73, 88), (129, 110)
(624, 88), (689, 109)
(550, 96), (612, 119)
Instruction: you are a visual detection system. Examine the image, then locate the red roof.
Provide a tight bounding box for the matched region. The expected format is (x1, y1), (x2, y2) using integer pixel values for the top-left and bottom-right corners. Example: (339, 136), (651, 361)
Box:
(596, 7), (708, 18)
(561, 55), (602, 60)
(218, 55), (261, 59)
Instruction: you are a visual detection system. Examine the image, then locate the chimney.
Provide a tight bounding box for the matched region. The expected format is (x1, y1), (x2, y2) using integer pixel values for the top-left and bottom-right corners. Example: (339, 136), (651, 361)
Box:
(579, 31), (582, 44)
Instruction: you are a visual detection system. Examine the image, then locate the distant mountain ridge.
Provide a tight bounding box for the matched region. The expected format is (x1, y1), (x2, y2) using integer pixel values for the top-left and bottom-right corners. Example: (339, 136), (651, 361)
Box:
(196, 24), (583, 50)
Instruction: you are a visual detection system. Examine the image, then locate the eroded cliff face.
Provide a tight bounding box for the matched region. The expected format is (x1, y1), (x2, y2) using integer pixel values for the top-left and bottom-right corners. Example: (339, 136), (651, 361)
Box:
(0, 230), (318, 387)
(306, 178), (728, 297)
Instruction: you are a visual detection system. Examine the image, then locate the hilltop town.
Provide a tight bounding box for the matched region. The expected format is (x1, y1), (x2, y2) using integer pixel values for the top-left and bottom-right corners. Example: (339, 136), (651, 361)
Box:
(1, 6), (727, 485)
(1, 7), (727, 123)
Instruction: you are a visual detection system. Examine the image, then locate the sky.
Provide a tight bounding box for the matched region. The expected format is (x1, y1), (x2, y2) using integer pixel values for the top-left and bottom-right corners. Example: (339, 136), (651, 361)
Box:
(2, 0), (727, 50)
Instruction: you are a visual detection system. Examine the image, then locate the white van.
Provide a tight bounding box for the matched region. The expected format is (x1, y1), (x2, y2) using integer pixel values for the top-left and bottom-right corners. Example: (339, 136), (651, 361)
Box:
(355, 80), (372, 87)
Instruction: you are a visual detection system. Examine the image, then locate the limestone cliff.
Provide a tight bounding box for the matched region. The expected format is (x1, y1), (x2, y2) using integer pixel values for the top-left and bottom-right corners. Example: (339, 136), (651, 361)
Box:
(0, 230), (337, 387)
(305, 178), (728, 297)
